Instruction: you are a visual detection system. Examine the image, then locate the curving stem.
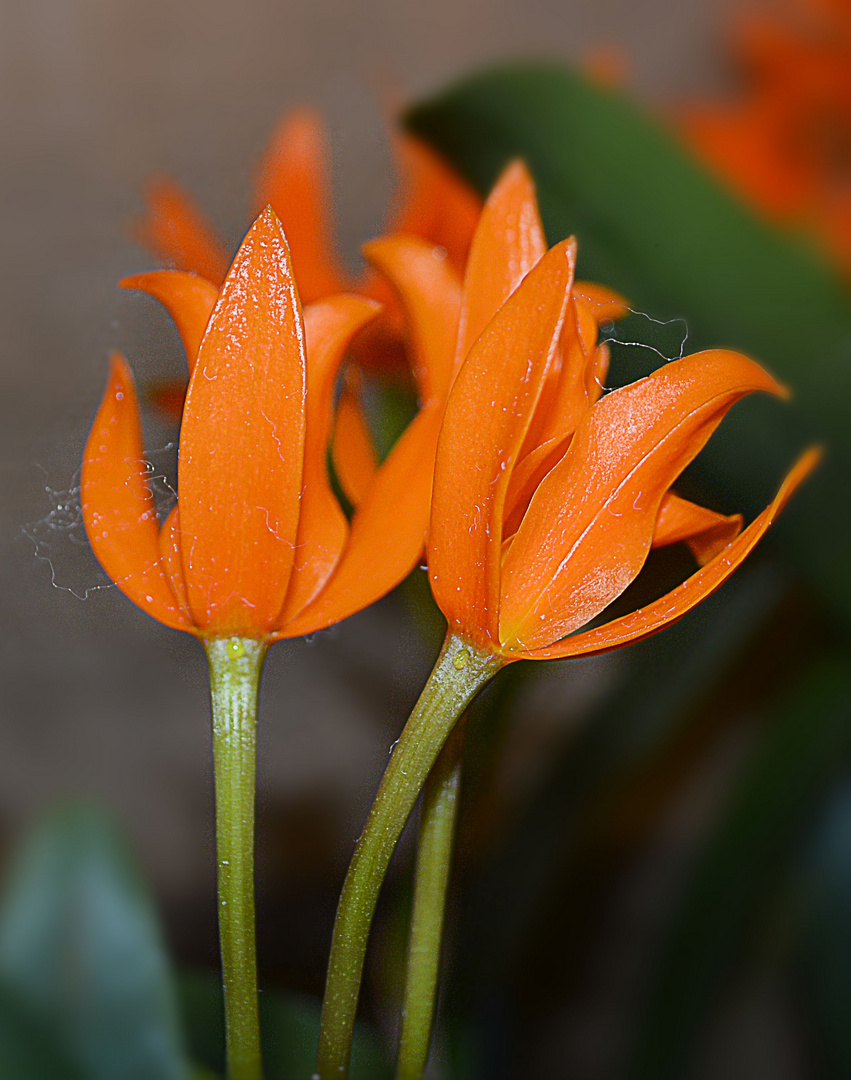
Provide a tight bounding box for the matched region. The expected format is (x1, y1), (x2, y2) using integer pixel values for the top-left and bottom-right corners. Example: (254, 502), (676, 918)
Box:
(315, 633), (503, 1080)
(395, 713), (467, 1080)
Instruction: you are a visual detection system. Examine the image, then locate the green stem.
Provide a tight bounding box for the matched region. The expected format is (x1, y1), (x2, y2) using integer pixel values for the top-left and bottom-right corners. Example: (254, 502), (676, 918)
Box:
(395, 715), (467, 1080)
(315, 633), (503, 1080)
(205, 636), (268, 1080)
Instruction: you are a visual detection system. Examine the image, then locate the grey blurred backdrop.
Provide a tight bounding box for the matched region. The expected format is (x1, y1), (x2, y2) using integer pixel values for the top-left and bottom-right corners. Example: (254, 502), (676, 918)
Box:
(0, 0), (733, 971)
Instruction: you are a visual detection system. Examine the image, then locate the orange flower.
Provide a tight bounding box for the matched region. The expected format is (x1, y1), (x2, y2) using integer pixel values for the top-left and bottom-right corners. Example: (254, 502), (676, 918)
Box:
(344, 161), (629, 503)
(679, 0), (851, 274)
(134, 107), (481, 381)
(414, 164), (819, 662)
(82, 208), (438, 640)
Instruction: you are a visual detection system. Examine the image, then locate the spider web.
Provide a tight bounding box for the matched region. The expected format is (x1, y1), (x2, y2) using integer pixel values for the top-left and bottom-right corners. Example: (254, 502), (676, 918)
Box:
(23, 444), (178, 600)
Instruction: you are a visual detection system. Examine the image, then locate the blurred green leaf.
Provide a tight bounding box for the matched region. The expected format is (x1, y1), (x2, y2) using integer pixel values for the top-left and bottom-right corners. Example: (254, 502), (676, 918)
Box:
(453, 565), (788, 1077)
(0, 983), (81, 1080)
(0, 805), (188, 1080)
(178, 969), (390, 1080)
(626, 655), (851, 1079)
(408, 63), (851, 620)
(794, 780), (851, 1077)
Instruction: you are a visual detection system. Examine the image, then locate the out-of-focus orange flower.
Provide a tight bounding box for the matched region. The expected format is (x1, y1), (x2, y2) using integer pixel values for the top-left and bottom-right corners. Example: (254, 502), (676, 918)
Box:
(413, 165), (818, 662)
(83, 208), (440, 640)
(134, 107), (482, 384)
(679, 0), (851, 273)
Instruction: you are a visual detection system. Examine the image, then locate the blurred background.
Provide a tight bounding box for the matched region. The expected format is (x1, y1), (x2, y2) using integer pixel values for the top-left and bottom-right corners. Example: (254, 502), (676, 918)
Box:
(2, 0), (850, 1077)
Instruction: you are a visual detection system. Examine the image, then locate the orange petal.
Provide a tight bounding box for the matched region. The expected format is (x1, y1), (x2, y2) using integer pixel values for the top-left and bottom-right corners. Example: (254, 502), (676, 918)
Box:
(503, 436), (571, 539)
(517, 449), (821, 661)
(178, 208), (307, 637)
(388, 133), (482, 274)
(652, 492), (743, 565)
(590, 343), (611, 401)
(506, 302), (609, 537)
(572, 281), (630, 322)
(332, 368), (378, 507)
(519, 297), (599, 466)
(81, 355), (193, 632)
(120, 271), (218, 378)
(456, 160), (547, 366)
(133, 178), (229, 285)
(253, 107), (349, 303)
(279, 295), (380, 624)
(278, 401), (444, 639)
(428, 238), (577, 647)
(499, 349), (787, 652)
(363, 235), (462, 403)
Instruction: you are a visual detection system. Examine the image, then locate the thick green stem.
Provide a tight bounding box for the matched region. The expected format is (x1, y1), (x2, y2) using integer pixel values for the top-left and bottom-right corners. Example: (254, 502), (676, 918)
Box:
(395, 715), (467, 1080)
(315, 634), (503, 1080)
(205, 636), (267, 1080)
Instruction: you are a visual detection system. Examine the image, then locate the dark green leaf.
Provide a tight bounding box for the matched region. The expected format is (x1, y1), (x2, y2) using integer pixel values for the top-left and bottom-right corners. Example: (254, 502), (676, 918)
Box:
(0, 982), (81, 1080)
(457, 564), (786, 1003)
(408, 64), (851, 620)
(178, 969), (390, 1080)
(626, 655), (851, 1079)
(0, 804), (188, 1080)
(794, 781), (851, 1077)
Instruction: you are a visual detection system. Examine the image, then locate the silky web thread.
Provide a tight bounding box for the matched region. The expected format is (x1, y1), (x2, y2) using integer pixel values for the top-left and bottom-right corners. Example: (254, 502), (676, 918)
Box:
(596, 306), (690, 388)
(23, 445), (178, 600)
(26, 306), (691, 599)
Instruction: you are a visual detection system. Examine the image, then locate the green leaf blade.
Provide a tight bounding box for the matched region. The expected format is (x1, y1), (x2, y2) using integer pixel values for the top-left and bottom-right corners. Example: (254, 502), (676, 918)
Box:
(408, 63), (851, 620)
(0, 805), (189, 1080)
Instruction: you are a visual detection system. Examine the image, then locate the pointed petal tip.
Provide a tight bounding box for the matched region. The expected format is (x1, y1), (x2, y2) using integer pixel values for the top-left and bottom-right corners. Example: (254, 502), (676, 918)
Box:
(779, 444), (823, 498)
(276, 104), (324, 130)
(107, 350), (132, 383)
(776, 379), (793, 401)
(498, 158), (534, 188)
(255, 203), (285, 233)
(514, 443), (821, 663)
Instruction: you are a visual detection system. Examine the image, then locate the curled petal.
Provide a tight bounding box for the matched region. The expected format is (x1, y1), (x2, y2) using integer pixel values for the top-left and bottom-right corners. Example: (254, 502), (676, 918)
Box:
(499, 349), (787, 652)
(652, 492), (743, 565)
(120, 271), (218, 378)
(516, 449), (821, 661)
(455, 160), (547, 366)
(133, 178), (229, 285)
(254, 108), (349, 302)
(279, 295), (380, 624)
(428, 238), (576, 647)
(81, 355), (192, 632)
(363, 236), (462, 403)
(279, 402), (444, 639)
(178, 208), (307, 637)
(332, 369), (378, 508)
